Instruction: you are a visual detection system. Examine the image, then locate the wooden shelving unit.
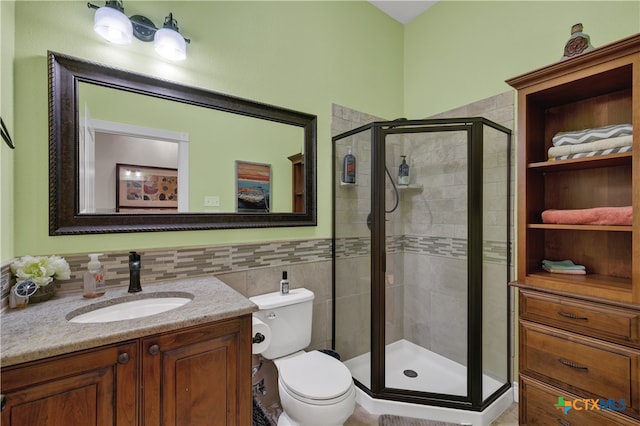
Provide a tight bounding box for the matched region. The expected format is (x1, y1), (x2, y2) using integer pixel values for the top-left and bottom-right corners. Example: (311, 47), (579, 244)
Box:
(508, 36), (638, 305)
(508, 34), (640, 425)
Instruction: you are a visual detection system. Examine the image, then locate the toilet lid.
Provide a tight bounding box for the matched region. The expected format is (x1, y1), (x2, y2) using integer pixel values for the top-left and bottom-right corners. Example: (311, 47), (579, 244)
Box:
(278, 351), (353, 400)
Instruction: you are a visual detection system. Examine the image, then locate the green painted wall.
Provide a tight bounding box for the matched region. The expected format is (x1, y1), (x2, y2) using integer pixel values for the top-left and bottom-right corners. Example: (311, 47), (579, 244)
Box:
(1, 0), (15, 263)
(11, 1), (404, 256)
(6, 0), (640, 259)
(404, 0), (640, 118)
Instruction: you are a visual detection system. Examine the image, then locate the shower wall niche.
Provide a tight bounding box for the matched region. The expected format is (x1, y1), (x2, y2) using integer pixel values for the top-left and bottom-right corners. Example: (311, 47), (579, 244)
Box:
(332, 113), (512, 414)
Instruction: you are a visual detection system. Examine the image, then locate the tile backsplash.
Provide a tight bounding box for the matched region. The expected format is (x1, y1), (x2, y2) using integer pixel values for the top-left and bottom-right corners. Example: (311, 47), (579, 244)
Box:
(1, 238), (334, 350)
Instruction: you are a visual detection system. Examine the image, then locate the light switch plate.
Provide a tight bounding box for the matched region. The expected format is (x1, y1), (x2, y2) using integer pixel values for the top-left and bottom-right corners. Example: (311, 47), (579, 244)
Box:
(204, 196), (220, 207)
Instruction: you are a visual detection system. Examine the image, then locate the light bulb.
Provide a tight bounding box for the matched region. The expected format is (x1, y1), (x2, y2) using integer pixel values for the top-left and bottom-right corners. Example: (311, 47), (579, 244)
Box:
(94, 6), (133, 45)
(154, 27), (187, 61)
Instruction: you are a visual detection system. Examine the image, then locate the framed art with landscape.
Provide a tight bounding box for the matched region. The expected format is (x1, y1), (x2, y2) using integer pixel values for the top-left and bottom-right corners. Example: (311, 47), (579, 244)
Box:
(236, 161), (271, 213)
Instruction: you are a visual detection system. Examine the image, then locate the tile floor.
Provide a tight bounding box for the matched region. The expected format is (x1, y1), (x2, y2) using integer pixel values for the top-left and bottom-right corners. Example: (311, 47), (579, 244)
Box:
(344, 402), (518, 426)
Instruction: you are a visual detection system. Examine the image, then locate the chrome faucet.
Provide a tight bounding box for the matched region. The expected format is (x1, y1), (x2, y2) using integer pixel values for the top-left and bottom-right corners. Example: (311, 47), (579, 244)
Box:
(128, 251), (142, 293)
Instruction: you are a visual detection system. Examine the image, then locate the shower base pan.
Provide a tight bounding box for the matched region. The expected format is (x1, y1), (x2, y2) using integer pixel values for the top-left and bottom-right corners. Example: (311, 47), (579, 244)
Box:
(344, 339), (513, 425)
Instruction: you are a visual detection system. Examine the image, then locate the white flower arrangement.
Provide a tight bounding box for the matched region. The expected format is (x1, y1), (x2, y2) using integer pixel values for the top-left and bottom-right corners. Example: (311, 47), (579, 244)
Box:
(10, 255), (71, 287)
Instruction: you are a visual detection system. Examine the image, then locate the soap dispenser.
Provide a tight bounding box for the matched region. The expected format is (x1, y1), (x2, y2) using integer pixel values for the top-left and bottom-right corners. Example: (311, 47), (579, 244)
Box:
(398, 155), (410, 185)
(343, 146), (356, 184)
(83, 253), (106, 298)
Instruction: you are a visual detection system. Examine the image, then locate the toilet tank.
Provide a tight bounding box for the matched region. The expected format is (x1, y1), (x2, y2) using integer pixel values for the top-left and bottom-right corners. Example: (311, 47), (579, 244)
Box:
(250, 288), (314, 360)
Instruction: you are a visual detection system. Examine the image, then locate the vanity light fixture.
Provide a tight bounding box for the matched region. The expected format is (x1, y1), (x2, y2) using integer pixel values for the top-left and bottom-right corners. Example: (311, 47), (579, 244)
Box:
(154, 13), (187, 61)
(87, 1), (191, 61)
(91, 1), (132, 45)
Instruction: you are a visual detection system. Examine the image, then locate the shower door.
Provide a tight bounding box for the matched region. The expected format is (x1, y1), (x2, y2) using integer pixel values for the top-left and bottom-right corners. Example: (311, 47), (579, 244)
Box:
(333, 118), (512, 411)
(382, 124), (472, 401)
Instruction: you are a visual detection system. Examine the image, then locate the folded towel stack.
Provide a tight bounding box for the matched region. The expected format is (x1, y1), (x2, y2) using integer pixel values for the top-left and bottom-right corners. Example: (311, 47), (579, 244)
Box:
(541, 206), (632, 226)
(549, 123), (633, 160)
(542, 259), (586, 275)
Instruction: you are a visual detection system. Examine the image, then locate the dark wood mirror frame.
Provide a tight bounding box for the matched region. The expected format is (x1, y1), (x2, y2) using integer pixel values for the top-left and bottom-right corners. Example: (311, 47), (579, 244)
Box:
(48, 51), (317, 235)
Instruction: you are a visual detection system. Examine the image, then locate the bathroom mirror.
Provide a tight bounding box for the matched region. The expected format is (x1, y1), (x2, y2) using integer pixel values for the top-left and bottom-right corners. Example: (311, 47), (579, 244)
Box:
(49, 52), (317, 234)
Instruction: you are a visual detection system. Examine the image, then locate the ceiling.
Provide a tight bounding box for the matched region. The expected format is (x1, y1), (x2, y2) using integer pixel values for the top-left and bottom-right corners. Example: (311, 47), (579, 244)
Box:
(368, 0), (438, 24)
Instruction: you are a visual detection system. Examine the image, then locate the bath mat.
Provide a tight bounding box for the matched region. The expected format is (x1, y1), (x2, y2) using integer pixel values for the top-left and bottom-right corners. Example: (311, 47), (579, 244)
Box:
(252, 396), (276, 426)
(378, 414), (462, 426)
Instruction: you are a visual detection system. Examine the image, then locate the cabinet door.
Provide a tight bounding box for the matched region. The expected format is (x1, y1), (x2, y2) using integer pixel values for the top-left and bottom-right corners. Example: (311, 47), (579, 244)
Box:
(1, 341), (137, 426)
(141, 316), (251, 426)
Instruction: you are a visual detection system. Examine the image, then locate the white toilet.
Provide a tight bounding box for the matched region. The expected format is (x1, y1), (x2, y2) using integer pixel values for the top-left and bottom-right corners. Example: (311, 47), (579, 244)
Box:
(250, 288), (356, 426)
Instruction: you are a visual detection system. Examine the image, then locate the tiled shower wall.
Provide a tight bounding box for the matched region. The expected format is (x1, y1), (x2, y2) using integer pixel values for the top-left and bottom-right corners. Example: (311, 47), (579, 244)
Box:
(333, 93), (514, 382)
(424, 93), (514, 378)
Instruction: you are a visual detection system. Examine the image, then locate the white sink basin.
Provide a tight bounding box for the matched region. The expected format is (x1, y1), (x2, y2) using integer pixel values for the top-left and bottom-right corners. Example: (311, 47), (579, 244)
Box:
(68, 295), (192, 323)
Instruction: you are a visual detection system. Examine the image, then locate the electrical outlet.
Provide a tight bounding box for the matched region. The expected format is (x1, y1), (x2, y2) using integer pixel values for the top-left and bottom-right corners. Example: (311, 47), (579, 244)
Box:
(204, 196), (220, 207)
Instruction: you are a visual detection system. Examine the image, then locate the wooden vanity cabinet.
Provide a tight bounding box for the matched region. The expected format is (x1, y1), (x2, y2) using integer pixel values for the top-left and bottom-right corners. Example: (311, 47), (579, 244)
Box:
(1, 316), (252, 426)
(1, 341), (138, 426)
(141, 317), (252, 426)
(507, 34), (640, 425)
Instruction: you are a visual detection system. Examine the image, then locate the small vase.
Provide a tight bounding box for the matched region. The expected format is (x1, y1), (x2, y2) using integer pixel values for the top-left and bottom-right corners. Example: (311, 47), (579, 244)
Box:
(29, 283), (56, 304)
(562, 23), (594, 60)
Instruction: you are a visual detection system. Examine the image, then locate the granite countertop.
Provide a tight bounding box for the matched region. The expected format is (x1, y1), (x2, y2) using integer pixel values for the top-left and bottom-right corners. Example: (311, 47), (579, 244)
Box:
(1, 276), (257, 368)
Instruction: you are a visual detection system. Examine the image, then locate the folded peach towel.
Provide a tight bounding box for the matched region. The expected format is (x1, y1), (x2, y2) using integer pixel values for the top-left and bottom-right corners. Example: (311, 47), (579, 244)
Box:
(541, 206), (632, 226)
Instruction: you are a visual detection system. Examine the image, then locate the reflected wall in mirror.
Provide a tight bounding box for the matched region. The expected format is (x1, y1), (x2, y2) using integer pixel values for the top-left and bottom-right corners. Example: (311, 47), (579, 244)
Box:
(49, 52), (317, 234)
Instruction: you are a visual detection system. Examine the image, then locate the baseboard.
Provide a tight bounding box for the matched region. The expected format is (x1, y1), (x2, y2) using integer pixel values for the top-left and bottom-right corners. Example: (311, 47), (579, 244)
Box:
(512, 381), (519, 403)
(354, 385), (513, 426)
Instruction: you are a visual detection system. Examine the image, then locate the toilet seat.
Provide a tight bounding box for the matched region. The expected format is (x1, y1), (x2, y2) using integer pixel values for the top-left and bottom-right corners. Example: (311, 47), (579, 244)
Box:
(277, 351), (354, 406)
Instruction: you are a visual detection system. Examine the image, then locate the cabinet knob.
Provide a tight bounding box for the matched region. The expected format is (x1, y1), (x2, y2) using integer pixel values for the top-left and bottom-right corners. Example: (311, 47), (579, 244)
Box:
(117, 352), (130, 365)
(149, 344), (160, 355)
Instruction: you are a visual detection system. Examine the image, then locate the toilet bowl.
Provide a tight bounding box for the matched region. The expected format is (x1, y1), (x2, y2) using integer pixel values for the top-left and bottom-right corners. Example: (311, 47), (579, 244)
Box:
(274, 351), (356, 426)
(250, 288), (356, 426)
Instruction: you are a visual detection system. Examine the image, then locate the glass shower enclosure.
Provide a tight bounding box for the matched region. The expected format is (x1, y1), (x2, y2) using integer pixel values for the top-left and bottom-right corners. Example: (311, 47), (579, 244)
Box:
(332, 118), (512, 411)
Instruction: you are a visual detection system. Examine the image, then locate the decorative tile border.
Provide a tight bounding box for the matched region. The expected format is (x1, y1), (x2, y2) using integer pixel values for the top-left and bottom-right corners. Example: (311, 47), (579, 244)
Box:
(334, 235), (510, 263)
(1, 239), (333, 310)
(2, 233), (509, 310)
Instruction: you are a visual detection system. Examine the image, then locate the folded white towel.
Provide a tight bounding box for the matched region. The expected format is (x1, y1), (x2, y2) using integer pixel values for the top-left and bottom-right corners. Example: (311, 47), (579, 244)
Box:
(552, 123), (632, 146)
(548, 134), (632, 158)
(552, 145), (632, 160)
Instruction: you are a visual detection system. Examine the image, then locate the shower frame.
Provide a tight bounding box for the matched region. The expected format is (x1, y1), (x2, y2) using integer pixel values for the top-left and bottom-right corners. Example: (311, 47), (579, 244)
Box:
(332, 117), (513, 412)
